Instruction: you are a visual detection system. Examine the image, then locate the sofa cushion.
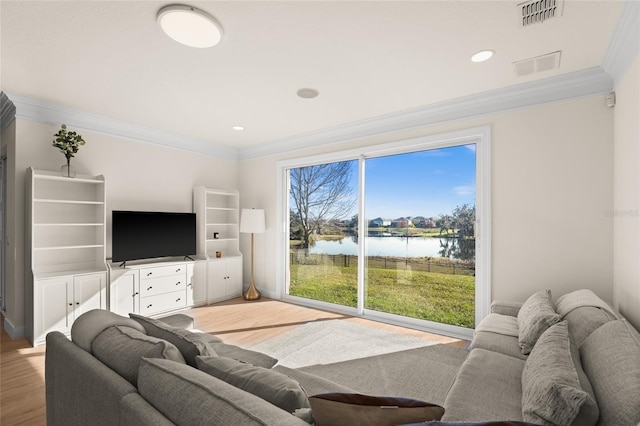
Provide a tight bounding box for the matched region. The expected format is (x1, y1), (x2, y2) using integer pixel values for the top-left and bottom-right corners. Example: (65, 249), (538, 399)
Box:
(442, 349), (524, 422)
(71, 309), (146, 353)
(130, 313), (219, 367)
(92, 325), (185, 386)
(273, 366), (357, 396)
(580, 319), (640, 426)
(309, 393), (444, 426)
(137, 357), (309, 426)
(517, 289), (560, 354)
(196, 355), (310, 413)
(521, 321), (598, 426)
(208, 340), (278, 369)
(556, 289), (618, 347)
(470, 314), (526, 360)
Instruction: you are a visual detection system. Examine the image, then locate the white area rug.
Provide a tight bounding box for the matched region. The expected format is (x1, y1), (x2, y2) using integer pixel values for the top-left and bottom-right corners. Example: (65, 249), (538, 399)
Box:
(248, 319), (436, 368)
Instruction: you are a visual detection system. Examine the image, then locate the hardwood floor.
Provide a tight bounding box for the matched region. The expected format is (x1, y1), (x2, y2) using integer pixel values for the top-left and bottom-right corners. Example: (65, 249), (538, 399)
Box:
(1, 298), (466, 425)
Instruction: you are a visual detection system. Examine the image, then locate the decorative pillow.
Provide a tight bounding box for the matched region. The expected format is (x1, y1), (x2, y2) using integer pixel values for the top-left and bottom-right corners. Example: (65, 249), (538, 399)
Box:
(580, 319), (640, 426)
(208, 341), (278, 369)
(517, 289), (561, 354)
(308, 393), (444, 426)
(521, 321), (598, 426)
(91, 325), (185, 386)
(71, 309), (145, 353)
(130, 313), (219, 367)
(138, 358), (308, 426)
(196, 355), (310, 413)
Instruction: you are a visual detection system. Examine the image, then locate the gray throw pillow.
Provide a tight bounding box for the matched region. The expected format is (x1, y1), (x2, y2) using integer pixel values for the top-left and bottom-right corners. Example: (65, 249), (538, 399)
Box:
(196, 355), (310, 413)
(521, 321), (598, 426)
(517, 289), (561, 354)
(580, 319), (640, 426)
(130, 313), (219, 367)
(92, 325), (185, 386)
(138, 358), (308, 426)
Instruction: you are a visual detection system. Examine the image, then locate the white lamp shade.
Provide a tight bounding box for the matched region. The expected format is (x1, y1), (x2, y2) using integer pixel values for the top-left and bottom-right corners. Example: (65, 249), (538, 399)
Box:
(240, 209), (265, 234)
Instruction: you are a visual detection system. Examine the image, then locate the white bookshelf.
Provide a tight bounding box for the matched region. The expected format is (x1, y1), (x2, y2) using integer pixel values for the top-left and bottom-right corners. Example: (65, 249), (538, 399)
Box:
(193, 186), (243, 302)
(26, 168), (107, 345)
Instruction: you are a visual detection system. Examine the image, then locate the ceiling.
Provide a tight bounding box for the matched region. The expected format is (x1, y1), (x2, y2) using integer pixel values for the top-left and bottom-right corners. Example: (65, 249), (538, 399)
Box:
(0, 1), (626, 155)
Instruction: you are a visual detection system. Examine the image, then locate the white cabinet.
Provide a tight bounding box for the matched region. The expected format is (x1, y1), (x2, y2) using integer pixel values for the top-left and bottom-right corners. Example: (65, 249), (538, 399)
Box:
(207, 257), (242, 303)
(109, 259), (205, 317)
(193, 187), (243, 303)
(33, 272), (106, 345)
(26, 168), (107, 345)
(109, 269), (139, 317)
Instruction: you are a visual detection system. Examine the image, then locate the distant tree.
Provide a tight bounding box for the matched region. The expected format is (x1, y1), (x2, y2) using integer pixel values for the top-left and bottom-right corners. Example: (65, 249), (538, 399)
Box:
(452, 204), (475, 239)
(289, 162), (355, 248)
(439, 214), (454, 236)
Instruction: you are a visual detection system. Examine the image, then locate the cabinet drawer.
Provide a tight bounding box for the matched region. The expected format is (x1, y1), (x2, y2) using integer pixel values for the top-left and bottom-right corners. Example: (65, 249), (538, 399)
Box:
(140, 291), (186, 316)
(140, 274), (186, 297)
(140, 264), (187, 280)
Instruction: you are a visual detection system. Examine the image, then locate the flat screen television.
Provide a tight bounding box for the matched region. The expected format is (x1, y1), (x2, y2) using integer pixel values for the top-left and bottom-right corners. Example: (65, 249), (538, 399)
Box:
(112, 210), (196, 263)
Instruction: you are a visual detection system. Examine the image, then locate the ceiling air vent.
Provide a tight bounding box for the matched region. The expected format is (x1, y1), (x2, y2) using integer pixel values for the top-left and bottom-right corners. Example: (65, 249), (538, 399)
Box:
(513, 51), (561, 77)
(519, 0), (564, 26)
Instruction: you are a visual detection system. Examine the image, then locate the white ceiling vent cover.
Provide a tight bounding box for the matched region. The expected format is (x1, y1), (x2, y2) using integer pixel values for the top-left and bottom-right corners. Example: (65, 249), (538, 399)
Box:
(513, 51), (561, 77)
(519, 0), (564, 26)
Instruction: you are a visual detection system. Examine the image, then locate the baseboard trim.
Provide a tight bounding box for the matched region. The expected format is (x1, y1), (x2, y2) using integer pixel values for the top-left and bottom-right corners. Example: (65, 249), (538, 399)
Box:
(3, 317), (25, 340)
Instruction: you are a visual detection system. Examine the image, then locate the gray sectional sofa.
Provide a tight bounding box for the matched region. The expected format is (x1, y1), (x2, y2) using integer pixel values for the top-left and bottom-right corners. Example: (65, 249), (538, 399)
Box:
(45, 289), (640, 426)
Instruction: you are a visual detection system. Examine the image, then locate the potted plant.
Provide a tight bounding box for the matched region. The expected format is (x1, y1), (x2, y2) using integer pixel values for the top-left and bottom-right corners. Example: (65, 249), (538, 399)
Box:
(52, 124), (86, 177)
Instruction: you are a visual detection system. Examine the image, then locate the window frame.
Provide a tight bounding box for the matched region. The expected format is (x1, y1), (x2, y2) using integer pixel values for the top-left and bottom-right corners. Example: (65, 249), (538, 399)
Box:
(276, 126), (491, 339)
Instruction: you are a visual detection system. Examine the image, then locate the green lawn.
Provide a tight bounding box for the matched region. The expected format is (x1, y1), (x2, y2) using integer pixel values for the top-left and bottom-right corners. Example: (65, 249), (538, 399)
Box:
(289, 262), (475, 328)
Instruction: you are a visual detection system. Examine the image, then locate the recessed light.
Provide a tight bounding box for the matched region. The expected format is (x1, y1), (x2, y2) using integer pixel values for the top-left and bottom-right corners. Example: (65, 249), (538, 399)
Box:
(232, 125), (245, 131)
(471, 50), (495, 63)
(157, 5), (223, 48)
(297, 88), (319, 99)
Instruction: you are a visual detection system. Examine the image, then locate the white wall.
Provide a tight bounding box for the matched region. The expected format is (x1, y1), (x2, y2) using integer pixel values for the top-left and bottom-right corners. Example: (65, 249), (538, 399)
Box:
(239, 95), (614, 305)
(613, 54), (640, 330)
(8, 118), (237, 336)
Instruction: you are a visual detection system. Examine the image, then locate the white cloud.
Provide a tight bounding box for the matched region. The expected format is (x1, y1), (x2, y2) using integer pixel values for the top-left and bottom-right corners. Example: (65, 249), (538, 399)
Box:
(453, 185), (475, 196)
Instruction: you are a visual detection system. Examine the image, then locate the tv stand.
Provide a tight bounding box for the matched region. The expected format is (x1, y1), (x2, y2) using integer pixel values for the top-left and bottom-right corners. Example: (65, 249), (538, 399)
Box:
(108, 257), (206, 317)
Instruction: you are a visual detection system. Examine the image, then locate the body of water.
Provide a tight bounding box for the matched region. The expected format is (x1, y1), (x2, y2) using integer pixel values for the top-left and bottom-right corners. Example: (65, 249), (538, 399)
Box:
(308, 236), (465, 258)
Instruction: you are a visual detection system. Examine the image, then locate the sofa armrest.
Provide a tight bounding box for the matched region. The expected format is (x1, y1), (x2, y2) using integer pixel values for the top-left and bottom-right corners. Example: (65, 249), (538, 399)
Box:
(46, 331), (138, 426)
(491, 301), (523, 317)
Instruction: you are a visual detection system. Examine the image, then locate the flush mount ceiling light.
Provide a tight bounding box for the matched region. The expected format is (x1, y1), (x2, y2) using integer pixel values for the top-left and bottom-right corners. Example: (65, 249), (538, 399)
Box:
(471, 50), (495, 63)
(157, 5), (223, 48)
(232, 125), (245, 131)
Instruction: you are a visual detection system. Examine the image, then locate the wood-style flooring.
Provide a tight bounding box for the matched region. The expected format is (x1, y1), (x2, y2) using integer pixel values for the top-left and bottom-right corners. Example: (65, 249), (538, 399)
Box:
(0, 297), (466, 425)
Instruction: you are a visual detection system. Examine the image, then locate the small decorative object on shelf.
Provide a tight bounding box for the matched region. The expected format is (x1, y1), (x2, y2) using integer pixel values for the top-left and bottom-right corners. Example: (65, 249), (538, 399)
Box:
(52, 124), (86, 178)
(216, 251), (222, 258)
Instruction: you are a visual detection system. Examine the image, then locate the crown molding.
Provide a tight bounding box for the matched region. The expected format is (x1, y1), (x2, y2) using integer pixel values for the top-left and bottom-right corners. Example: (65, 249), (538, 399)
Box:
(0, 92), (17, 134)
(602, 1), (640, 88)
(7, 94), (238, 161)
(238, 67), (613, 160)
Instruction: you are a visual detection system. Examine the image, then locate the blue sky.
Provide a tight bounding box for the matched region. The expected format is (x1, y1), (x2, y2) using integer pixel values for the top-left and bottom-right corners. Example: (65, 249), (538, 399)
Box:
(357, 144), (476, 219)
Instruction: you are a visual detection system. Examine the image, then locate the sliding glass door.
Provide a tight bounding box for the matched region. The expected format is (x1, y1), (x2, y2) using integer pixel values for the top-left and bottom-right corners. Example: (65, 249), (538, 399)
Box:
(286, 160), (359, 309)
(280, 127), (490, 335)
(363, 145), (476, 328)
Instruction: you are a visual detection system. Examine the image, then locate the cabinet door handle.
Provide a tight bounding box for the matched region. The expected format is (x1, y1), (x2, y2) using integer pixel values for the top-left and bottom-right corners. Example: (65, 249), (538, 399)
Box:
(147, 286), (153, 291)
(176, 281), (181, 286)
(68, 303), (73, 306)
(176, 268), (181, 273)
(76, 302), (80, 305)
(176, 298), (181, 302)
(147, 304), (153, 309)
(147, 272), (153, 277)
(133, 292), (139, 297)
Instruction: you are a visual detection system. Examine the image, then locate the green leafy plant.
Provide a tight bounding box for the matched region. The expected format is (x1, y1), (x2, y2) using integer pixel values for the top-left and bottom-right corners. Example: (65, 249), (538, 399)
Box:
(52, 124), (85, 175)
